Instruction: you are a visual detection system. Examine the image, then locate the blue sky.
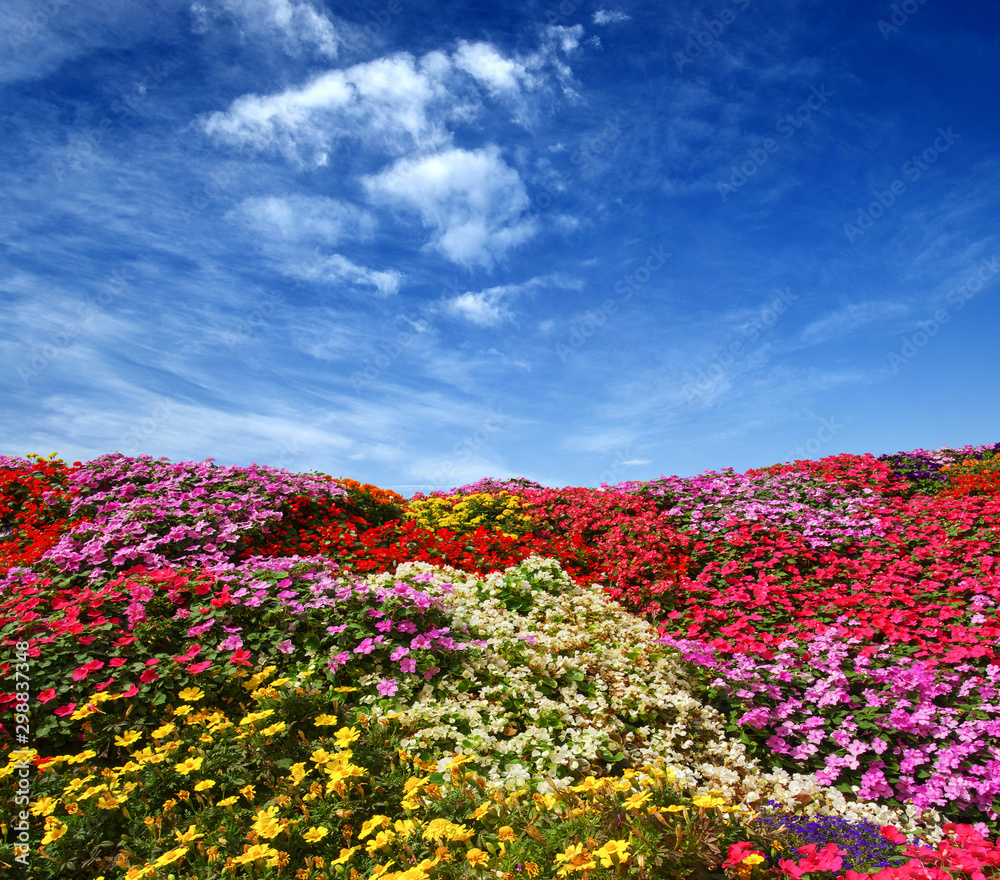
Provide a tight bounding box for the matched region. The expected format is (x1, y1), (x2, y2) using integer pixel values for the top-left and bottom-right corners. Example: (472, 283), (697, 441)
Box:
(2, 0), (998, 494)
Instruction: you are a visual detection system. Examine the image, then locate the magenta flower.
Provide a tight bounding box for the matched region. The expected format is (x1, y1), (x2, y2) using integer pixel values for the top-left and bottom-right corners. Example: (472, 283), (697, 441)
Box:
(377, 678), (398, 697)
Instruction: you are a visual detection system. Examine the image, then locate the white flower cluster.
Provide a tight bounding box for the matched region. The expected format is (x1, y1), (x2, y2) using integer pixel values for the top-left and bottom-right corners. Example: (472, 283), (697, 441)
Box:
(354, 556), (943, 839)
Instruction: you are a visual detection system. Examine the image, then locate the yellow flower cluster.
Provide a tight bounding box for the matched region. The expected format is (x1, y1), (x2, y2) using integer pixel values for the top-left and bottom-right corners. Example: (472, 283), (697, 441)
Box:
(404, 493), (533, 537)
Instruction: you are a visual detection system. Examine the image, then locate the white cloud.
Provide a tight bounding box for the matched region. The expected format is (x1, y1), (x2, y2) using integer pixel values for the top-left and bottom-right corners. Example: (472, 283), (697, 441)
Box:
(201, 0), (342, 57)
(363, 146), (536, 268)
(593, 9), (631, 25)
(231, 194), (376, 243)
(444, 290), (513, 326)
(288, 252), (401, 296)
(202, 51), (454, 163)
(453, 40), (535, 96)
(801, 301), (909, 343)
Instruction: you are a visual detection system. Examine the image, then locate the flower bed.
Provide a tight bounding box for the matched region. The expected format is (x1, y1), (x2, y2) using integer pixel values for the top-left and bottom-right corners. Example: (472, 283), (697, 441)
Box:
(2, 444), (1000, 879)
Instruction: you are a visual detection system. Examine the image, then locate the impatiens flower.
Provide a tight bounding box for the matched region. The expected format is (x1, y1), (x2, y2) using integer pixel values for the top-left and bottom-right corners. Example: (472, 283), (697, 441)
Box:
(229, 648), (252, 666)
(277, 638), (294, 654)
(185, 660), (212, 674)
(53, 703), (77, 717)
(377, 678), (398, 697)
(37, 688), (57, 703)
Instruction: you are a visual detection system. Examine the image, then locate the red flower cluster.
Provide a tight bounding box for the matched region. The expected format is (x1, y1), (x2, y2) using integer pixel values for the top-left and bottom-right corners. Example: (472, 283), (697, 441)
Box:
(517, 487), (692, 615)
(0, 456), (81, 574)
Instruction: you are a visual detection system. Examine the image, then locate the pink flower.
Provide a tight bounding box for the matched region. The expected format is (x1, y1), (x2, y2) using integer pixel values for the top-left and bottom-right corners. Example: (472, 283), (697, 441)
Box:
(54, 703), (77, 717)
(277, 639), (294, 654)
(186, 660), (212, 673)
(377, 678), (398, 697)
(139, 670), (159, 683)
(37, 688), (57, 703)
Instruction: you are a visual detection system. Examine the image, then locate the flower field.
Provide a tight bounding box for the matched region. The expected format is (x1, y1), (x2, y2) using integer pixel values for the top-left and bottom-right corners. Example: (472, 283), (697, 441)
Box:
(2, 445), (1000, 879)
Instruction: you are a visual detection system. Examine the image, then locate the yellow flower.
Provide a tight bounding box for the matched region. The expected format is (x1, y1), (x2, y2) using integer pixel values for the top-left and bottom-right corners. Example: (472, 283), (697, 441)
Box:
(41, 818), (68, 845)
(359, 816), (391, 840)
(124, 866), (156, 880)
(234, 843), (280, 865)
(96, 792), (120, 809)
(29, 797), (59, 817)
(531, 792), (556, 811)
(622, 791), (652, 811)
(466, 848), (490, 868)
(178, 686), (205, 701)
(175, 756), (204, 775)
(260, 721), (287, 737)
(240, 784), (256, 802)
(314, 713), (339, 725)
(114, 730), (142, 748)
(289, 762), (308, 785)
(692, 794), (727, 809)
(524, 862), (539, 878)
(238, 709), (275, 728)
(194, 780), (215, 791)
(70, 702), (99, 720)
(253, 807), (281, 840)
(470, 804), (490, 820)
(394, 819), (418, 838)
(571, 776), (602, 793)
(218, 796), (240, 807)
(498, 826), (517, 842)
(334, 686), (357, 693)
(173, 704), (194, 717)
(310, 748), (332, 765)
(154, 845), (189, 868)
(333, 846), (359, 865)
(303, 825), (329, 843)
(334, 726), (361, 746)
(594, 839), (631, 868)
(554, 843), (596, 876)
(151, 722), (176, 739)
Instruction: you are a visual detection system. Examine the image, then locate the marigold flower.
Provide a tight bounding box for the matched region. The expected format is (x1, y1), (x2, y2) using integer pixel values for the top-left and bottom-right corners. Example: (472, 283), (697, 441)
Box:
(154, 845), (189, 868)
(174, 756), (204, 775)
(466, 848), (490, 867)
(300, 825), (328, 843)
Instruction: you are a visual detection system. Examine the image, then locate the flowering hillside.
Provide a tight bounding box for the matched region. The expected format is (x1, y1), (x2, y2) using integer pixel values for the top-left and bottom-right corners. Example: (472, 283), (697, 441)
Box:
(2, 445), (1000, 880)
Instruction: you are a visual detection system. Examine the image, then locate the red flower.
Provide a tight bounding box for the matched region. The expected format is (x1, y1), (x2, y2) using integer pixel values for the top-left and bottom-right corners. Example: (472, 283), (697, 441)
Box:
(139, 669), (159, 683)
(229, 648), (252, 667)
(185, 659), (212, 673)
(54, 703), (77, 717)
(37, 688), (57, 703)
